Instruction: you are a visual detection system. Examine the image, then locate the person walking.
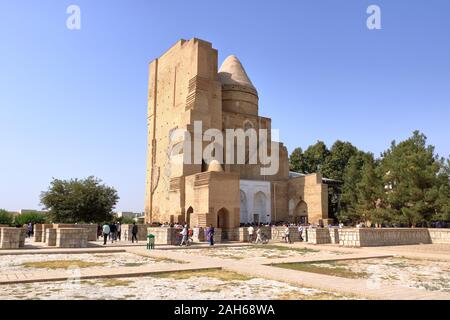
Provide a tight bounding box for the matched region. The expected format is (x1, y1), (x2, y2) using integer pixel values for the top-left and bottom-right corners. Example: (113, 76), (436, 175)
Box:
(180, 224), (189, 246)
(206, 224), (215, 246)
(284, 224), (292, 244)
(298, 224), (304, 242)
(109, 223), (117, 243)
(116, 222), (122, 241)
(131, 222), (138, 243)
(27, 223), (33, 238)
(102, 223), (110, 245)
(255, 227), (263, 244)
(97, 224), (102, 240)
(247, 225), (255, 243)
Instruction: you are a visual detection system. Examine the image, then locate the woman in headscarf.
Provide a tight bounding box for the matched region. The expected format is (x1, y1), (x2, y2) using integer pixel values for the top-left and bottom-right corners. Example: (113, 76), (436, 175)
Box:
(206, 224), (215, 246)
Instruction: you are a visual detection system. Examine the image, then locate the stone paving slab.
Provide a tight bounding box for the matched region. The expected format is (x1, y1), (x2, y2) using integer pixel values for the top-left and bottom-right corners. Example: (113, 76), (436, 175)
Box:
(127, 246), (450, 300)
(0, 248), (127, 256)
(0, 262), (221, 285)
(244, 253), (394, 265)
(2, 241), (449, 300)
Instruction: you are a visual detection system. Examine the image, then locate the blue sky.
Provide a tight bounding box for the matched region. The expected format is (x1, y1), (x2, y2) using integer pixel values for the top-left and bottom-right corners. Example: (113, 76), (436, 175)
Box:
(1, 0), (449, 212)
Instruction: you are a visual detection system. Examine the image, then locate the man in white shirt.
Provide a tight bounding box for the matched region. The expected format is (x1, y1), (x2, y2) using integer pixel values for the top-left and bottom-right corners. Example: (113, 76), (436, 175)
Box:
(285, 225), (292, 244)
(298, 225), (304, 242)
(247, 225), (255, 243)
(180, 225), (189, 246)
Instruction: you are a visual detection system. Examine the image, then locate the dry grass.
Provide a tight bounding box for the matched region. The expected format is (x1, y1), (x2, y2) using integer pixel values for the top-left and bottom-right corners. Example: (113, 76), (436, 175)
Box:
(254, 245), (319, 254)
(96, 278), (133, 287)
(272, 261), (369, 279)
(276, 291), (360, 300)
(152, 269), (252, 281)
(21, 260), (104, 269)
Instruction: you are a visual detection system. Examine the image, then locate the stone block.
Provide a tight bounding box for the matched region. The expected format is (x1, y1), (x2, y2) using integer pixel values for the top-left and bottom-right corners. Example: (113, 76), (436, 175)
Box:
(0, 227), (22, 249)
(46, 228), (57, 247)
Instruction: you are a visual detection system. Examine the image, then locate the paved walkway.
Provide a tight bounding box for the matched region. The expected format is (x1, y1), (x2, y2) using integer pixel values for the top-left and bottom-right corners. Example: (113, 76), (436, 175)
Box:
(1, 241), (449, 300)
(128, 247), (450, 300)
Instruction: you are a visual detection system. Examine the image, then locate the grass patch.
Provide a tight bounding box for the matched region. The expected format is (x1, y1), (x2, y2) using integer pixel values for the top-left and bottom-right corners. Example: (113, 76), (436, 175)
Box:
(254, 245), (319, 254)
(21, 260), (104, 269)
(123, 262), (147, 267)
(272, 261), (369, 279)
(153, 256), (187, 264)
(276, 291), (359, 300)
(199, 288), (222, 293)
(97, 278), (133, 287)
(152, 269), (252, 281)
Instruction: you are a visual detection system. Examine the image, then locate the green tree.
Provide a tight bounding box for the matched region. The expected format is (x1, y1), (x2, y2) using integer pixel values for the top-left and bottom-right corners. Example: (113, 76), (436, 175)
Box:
(322, 141), (359, 181)
(40, 176), (119, 223)
(302, 141), (330, 174)
(14, 211), (48, 226)
(380, 131), (445, 226)
(433, 157), (450, 221)
(289, 147), (307, 173)
(355, 154), (384, 225)
(337, 153), (366, 223)
(0, 209), (14, 226)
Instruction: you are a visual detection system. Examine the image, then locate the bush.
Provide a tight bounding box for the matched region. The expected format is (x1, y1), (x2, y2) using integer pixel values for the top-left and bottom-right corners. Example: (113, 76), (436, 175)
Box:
(14, 211), (48, 226)
(115, 216), (135, 225)
(0, 209), (14, 226)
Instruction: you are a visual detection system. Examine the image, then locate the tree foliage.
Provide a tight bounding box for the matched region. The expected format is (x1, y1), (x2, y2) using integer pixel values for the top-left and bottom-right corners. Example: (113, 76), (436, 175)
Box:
(40, 176), (119, 223)
(289, 131), (450, 225)
(13, 211), (48, 226)
(0, 209), (13, 226)
(289, 142), (329, 174)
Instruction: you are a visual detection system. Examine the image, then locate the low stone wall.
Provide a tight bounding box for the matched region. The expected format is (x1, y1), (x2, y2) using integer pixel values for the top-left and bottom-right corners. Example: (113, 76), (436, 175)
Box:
(271, 226), (301, 242)
(193, 227), (205, 242)
(53, 224), (97, 241)
(211, 228), (222, 243)
(41, 224), (54, 243)
(0, 228), (23, 249)
(56, 228), (89, 248)
(428, 229), (450, 244)
(329, 228), (339, 244)
(224, 227), (271, 242)
(123, 224), (152, 241)
(46, 228), (57, 247)
(147, 227), (180, 245)
(19, 228), (27, 247)
(33, 224), (43, 242)
(338, 228), (433, 247)
(307, 228), (332, 244)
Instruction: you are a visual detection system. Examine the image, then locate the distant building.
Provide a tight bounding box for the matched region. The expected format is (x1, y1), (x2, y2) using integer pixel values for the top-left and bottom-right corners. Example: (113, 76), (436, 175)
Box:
(19, 209), (47, 215)
(116, 211), (145, 220)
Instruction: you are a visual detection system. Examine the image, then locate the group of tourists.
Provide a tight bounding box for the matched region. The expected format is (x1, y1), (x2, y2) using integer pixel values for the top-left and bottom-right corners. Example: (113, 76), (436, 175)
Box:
(245, 223), (307, 244)
(99, 222), (138, 245)
(177, 224), (215, 246)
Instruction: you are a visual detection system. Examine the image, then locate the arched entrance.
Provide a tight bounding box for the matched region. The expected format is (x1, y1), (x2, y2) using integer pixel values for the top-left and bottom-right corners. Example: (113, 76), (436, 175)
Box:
(217, 208), (229, 229)
(294, 201), (308, 224)
(185, 207), (193, 226)
(240, 190), (248, 224)
(253, 192), (268, 224)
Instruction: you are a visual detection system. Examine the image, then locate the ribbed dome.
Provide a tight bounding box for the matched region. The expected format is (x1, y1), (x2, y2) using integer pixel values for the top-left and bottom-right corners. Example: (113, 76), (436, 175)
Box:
(207, 160), (224, 172)
(218, 55), (256, 90)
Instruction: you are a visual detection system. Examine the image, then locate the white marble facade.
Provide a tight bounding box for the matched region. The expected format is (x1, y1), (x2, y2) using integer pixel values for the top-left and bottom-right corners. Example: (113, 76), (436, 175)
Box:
(240, 180), (271, 224)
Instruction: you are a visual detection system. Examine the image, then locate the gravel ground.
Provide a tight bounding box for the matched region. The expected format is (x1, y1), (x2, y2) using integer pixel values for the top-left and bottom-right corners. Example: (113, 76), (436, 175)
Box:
(0, 271), (359, 300)
(173, 246), (345, 260)
(0, 252), (179, 273)
(309, 257), (450, 292)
